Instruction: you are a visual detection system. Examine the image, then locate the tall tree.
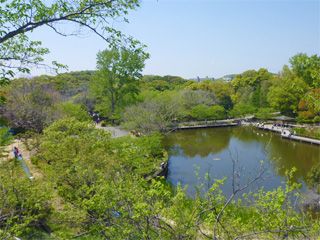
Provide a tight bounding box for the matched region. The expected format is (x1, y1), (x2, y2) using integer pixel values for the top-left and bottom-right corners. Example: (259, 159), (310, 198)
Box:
(0, 0), (140, 85)
(90, 47), (148, 117)
(231, 68), (273, 108)
(289, 53), (320, 87)
(267, 66), (309, 116)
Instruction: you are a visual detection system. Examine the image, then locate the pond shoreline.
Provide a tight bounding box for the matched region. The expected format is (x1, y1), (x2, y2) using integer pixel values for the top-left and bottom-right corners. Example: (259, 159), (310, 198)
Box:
(169, 119), (320, 145)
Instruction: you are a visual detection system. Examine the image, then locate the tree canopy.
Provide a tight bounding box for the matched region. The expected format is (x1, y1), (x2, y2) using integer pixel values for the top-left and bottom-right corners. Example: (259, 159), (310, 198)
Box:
(0, 0), (140, 85)
(90, 47), (149, 118)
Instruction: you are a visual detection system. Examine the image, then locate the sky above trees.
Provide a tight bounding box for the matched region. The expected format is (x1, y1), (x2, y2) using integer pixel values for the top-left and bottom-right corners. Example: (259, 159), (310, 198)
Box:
(29, 0), (319, 79)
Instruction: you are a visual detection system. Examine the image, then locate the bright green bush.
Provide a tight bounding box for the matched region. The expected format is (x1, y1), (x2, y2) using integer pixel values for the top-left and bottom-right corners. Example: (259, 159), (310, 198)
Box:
(255, 107), (275, 119)
(0, 127), (12, 146)
(190, 104), (226, 120)
(313, 116), (320, 123)
(229, 103), (257, 117)
(57, 102), (90, 121)
(307, 162), (320, 193)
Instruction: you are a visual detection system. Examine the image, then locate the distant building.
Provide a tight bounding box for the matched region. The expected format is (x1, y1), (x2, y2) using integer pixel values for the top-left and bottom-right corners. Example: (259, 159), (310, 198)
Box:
(221, 74), (236, 82)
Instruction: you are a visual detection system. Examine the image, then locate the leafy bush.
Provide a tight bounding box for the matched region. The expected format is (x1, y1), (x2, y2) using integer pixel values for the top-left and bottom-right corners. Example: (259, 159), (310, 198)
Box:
(307, 162), (320, 193)
(57, 102), (90, 121)
(190, 104), (225, 120)
(313, 116), (320, 123)
(0, 127), (12, 146)
(229, 103), (257, 117)
(122, 97), (179, 133)
(0, 162), (52, 239)
(297, 110), (315, 120)
(255, 107), (275, 119)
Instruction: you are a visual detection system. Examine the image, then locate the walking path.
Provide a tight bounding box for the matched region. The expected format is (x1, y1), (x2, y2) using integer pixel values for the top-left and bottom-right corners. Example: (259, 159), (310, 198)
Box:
(173, 120), (239, 130)
(1, 139), (42, 179)
(255, 123), (320, 145)
(96, 124), (129, 138)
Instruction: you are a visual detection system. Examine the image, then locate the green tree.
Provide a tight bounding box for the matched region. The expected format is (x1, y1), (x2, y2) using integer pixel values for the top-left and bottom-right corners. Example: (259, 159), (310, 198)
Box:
(229, 103), (257, 117)
(267, 67), (309, 116)
(190, 104), (225, 120)
(123, 95), (180, 133)
(90, 47), (149, 118)
(187, 80), (234, 110)
(0, 0), (140, 85)
(231, 68), (273, 108)
(289, 53), (320, 87)
(0, 161), (52, 239)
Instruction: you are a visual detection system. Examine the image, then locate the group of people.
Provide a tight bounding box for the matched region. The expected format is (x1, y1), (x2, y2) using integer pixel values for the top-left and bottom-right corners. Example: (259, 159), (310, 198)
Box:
(88, 111), (101, 124)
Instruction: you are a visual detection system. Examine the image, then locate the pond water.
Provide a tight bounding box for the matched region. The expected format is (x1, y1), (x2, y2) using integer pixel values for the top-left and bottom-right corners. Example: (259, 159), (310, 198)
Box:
(164, 126), (320, 196)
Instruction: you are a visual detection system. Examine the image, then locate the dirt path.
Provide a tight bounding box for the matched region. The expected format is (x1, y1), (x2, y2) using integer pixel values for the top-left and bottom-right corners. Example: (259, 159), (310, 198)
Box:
(1, 139), (43, 179)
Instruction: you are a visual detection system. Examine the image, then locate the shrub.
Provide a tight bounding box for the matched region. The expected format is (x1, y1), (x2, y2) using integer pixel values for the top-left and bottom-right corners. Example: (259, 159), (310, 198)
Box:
(307, 162), (320, 193)
(255, 108), (275, 119)
(298, 110), (315, 120)
(313, 116), (320, 123)
(229, 103), (257, 117)
(57, 102), (90, 122)
(190, 105), (225, 120)
(2, 81), (61, 132)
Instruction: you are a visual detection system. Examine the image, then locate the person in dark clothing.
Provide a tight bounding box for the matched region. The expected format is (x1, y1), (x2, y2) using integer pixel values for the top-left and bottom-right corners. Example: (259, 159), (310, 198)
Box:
(13, 146), (22, 159)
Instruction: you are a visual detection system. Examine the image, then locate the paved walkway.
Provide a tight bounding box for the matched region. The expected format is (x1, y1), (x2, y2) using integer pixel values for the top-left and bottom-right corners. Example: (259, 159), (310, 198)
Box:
(96, 125), (130, 138)
(256, 123), (320, 145)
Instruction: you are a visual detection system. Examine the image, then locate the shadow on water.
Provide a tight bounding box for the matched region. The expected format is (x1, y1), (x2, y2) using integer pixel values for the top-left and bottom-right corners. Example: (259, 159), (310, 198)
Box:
(164, 126), (320, 197)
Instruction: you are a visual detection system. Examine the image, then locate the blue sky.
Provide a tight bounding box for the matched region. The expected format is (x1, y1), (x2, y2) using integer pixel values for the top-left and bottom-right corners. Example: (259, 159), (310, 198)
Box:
(30, 0), (320, 79)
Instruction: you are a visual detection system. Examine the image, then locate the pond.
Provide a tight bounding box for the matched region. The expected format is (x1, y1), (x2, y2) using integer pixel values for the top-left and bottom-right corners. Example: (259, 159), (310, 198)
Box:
(164, 126), (320, 197)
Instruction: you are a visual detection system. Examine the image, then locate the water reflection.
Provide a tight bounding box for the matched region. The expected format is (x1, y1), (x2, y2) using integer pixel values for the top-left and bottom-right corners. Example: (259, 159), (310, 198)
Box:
(164, 127), (232, 157)
(164, 127), (320, 196)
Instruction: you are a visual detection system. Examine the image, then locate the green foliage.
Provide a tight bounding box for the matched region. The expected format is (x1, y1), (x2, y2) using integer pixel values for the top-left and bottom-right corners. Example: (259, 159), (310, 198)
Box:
(0, 161), (52, 239)
(267, 67), (309, 116)
(0, 127), (12, 158)
(187, 80), (234, 110)
(297, 88), (320, 120)
(255, 107), (275, 119)
(122, 94), (180, 133)
(229, 103), (257, 117)
(231, 68), (273, 108)
(90, 47), (149, 116)
(56, 102), (90, 122)
(190, 104), (226, 120)
(0, 117), (318, 238)
(181, 89), (216, 109)
(307, 162), (320, 193)
(141, 75), (189, 91)
(0, 0), (140, 84)
(0, 127), (12, 146)
(290, 53), (320, 87)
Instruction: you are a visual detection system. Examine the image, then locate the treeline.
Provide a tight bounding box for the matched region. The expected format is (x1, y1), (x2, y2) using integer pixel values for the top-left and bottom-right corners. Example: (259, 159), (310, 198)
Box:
(1, 53), (318, 135)
(123, 53), (319, 133)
